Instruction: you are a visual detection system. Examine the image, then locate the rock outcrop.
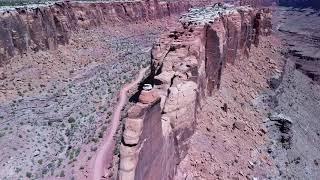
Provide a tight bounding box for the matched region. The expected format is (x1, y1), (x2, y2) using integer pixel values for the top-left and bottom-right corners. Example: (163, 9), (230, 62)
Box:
(119, 3), (272, 180)
(0, 0), (191, 65)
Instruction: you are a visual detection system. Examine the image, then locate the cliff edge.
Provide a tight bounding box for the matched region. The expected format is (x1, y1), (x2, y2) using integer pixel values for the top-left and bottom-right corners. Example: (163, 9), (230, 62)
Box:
(119, 3), (273, 180)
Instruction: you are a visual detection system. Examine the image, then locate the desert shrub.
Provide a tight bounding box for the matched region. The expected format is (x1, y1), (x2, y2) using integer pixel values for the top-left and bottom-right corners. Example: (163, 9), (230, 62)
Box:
(26, 172), (32, 178)
(68, 117), (75, 123)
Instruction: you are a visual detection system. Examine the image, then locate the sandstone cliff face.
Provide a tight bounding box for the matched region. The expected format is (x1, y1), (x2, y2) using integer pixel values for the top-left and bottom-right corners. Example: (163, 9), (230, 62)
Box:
(0, 0), (191, 65)
(119, 3), (272, 180)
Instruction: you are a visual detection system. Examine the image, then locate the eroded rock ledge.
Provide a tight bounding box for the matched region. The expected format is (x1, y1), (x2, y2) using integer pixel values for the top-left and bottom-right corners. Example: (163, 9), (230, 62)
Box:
(119, 3), (272, 180)
(0, 0), (191, 64)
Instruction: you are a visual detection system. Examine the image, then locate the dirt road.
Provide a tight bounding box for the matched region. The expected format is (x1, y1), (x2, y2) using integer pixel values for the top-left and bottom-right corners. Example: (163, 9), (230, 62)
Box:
(92, 67), (148, 180)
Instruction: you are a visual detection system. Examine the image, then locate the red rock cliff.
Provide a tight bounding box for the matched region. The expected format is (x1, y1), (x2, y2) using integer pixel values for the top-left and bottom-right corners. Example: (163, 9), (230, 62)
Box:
(119, 3), (272, 180)
(0, 0), (191, 65)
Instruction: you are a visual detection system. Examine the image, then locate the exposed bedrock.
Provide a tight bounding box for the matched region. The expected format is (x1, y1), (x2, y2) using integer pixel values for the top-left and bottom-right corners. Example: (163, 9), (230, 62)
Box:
(0, 0), (191, 64)
(119, 3), (272, 180)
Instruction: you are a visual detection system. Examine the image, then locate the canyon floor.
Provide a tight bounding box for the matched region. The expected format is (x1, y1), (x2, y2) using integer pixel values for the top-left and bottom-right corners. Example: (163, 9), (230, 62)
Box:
(262, 6), (320, 179)
(0, 15), (180, 179)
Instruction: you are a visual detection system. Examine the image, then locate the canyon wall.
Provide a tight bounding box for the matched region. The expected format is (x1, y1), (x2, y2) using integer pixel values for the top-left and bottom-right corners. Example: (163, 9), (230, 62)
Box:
(0, 0), (191, 65)
(278, 0), (320, 9)
(119, 3), (272, 180)
(0, 0), (278, 65)
(240, 0), (320, 8)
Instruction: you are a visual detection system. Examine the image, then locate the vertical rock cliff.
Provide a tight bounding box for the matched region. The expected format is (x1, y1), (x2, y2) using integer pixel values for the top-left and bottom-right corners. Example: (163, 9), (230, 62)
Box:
(0, 0), (191, 65)
(119, 3), (272, 180)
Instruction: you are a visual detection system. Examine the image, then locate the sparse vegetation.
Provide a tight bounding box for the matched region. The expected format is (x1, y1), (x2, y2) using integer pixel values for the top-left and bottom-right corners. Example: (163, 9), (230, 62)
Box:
(0, 7), (160, 179)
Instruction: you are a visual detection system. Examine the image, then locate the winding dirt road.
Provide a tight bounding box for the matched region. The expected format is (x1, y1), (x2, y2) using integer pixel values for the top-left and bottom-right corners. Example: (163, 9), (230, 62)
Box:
(92, 67), (148, 180)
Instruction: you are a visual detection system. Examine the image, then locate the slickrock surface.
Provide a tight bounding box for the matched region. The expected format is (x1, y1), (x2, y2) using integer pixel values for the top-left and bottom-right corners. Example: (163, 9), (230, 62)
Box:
(119, 3), (276, 180)
(180, 3), (253, 25)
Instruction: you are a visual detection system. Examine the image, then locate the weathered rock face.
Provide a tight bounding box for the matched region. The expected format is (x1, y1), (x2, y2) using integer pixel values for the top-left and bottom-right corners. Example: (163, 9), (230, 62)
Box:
(119, 3), (272, 180)
(0, 0), (191, 65)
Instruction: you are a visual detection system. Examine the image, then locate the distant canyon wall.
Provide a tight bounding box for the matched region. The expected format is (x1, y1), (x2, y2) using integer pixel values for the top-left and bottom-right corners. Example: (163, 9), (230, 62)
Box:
(119, 4), (272, 180)
(0, 0), (191, 65)
(240, 0), (277, 6)
(278, 0), (320, 9)
(241, 0), (320, 8)
(0, 0), (285, 66)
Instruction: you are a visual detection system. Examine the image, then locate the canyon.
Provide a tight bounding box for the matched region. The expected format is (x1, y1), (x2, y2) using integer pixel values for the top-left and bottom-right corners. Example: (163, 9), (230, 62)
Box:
(118, 3), (275, 180)
(0, 0), (191, 64)
(0, 0), (319, 180)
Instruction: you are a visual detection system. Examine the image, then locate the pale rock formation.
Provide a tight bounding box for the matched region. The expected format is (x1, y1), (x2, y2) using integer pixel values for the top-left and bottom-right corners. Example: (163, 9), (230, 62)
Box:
(123, 118), (144, 145)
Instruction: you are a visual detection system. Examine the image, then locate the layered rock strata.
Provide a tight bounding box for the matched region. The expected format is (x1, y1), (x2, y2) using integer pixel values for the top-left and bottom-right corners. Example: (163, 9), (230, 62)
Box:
(0, 0), (191, 64)
(119, 3), (272, 180)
